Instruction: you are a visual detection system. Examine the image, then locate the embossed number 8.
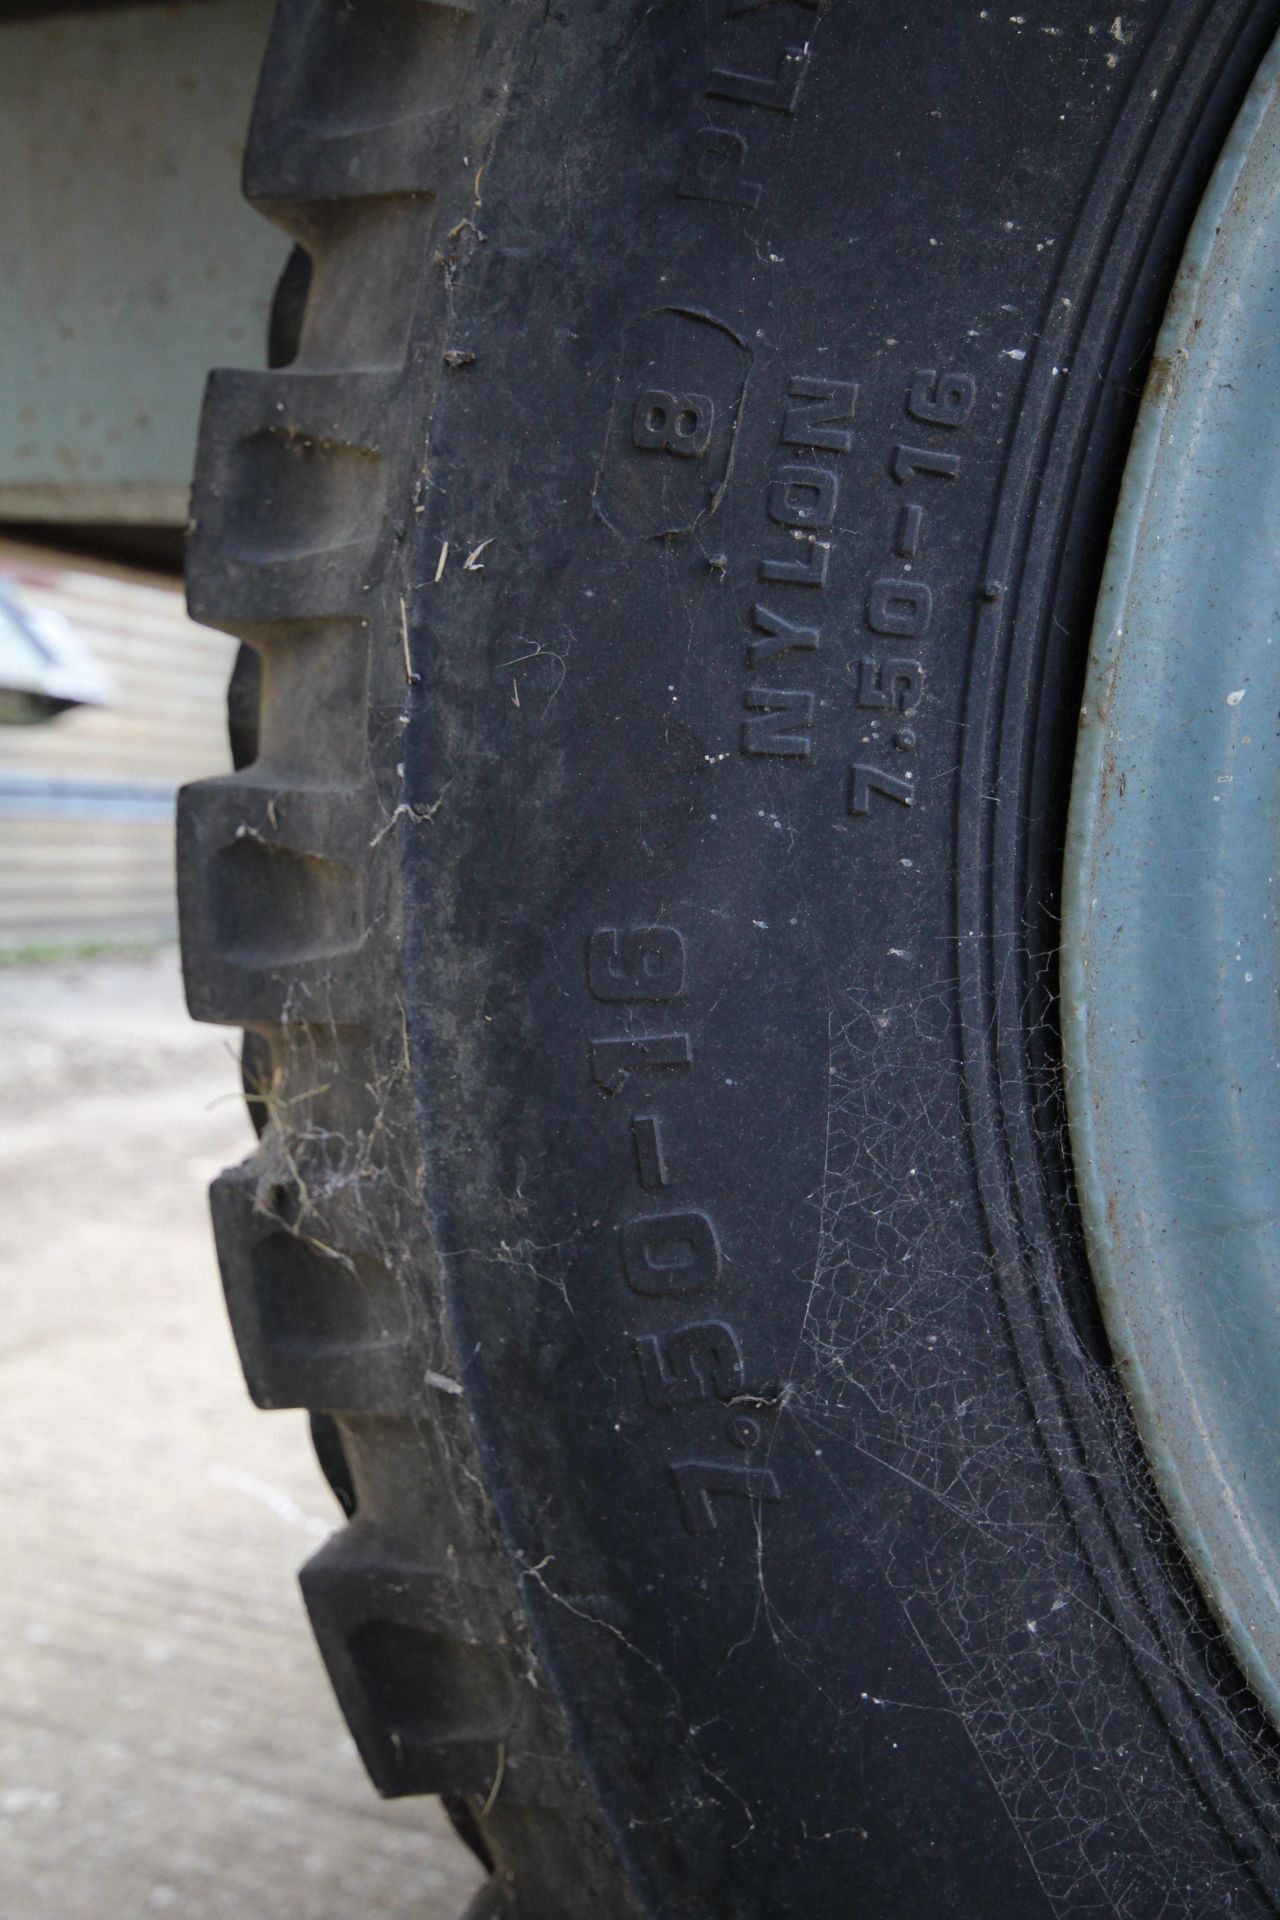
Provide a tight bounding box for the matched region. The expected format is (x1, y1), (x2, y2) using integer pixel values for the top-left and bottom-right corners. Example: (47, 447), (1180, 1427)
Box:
(632, 388), (715, 458)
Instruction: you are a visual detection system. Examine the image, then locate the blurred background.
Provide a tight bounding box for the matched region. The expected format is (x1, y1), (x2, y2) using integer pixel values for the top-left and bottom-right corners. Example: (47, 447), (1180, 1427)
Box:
(0, 3), (480, 1913)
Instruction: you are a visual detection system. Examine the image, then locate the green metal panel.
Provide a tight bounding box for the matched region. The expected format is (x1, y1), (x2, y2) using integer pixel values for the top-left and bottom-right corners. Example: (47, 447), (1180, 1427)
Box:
(0, 0), (287, 524)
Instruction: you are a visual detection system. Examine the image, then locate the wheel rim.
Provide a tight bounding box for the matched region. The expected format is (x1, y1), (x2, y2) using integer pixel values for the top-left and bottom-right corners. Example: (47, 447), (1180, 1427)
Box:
(1063, 35), (1280, 1724)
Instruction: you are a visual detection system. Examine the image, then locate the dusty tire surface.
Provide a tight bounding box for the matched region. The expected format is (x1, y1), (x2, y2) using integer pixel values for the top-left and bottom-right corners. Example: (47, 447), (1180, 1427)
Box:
(179, 3), (1280, 1915)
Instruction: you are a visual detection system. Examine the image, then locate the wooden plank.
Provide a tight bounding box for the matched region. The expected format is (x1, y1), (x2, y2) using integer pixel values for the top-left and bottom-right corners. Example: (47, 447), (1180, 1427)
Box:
(0, 547), (236, 942)
(0, 541), (237, 788)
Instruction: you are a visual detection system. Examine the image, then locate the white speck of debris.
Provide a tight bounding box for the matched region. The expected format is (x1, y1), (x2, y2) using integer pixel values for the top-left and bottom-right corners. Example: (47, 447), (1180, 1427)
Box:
(1003, 347), (1027, 360)
(463, 539), (493, 571)
(900, 858), (914, 869)
(752, 919), (769, 930)
(434, 539), (449, 582)
(1, 1788), (61, 1816)
(888, 947), (910, 959)
(1245, 972), (1255, 983)
(1110, 14), (1125, 40)
(424, 1369), (464, 1396)
(1227, 687), (1247, 706)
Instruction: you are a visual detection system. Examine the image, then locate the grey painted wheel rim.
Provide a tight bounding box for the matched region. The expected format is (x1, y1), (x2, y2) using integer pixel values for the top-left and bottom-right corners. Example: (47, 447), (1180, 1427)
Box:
(1063, 37), (1280, 1722)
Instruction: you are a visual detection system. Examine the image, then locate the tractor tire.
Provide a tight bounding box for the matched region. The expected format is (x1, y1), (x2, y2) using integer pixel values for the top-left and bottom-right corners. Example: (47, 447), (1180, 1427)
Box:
(178, 4), (1280, 1915)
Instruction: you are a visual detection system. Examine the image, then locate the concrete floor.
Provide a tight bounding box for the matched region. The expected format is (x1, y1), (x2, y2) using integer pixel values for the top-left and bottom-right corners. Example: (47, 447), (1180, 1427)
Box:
(0, 948), (484, 1919)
